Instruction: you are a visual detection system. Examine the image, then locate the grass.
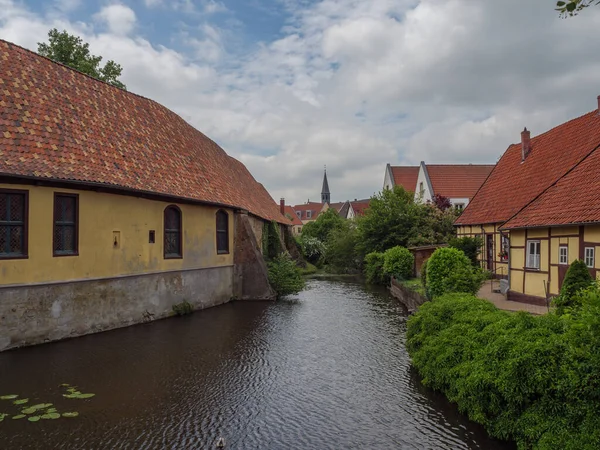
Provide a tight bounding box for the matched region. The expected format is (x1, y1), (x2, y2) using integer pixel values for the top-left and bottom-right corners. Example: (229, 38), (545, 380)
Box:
(400, 278), (426, 296)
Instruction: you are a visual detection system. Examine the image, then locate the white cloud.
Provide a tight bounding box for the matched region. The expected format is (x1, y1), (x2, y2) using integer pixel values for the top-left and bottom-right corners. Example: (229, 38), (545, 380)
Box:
(1, 0), (600, 205)
(94, 4), (136, 35)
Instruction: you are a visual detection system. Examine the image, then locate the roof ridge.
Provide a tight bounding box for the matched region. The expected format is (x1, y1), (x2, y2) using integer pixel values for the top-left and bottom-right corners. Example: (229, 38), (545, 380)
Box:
(425, 164), (495, 167)
(513, 109), (598, 146)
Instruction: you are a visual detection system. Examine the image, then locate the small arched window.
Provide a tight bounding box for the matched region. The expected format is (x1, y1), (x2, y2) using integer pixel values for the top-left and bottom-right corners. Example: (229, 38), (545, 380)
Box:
(216, 210), (229, 254)
(164, 205), (182, 258)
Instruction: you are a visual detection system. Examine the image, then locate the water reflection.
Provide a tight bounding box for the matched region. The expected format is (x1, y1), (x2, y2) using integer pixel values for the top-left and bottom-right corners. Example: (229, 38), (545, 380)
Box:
(0, 279), (513, 449)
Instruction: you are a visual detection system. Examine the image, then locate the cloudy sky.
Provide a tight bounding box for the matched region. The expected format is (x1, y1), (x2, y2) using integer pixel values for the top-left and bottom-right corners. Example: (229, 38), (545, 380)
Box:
(1, 0), (599, 205)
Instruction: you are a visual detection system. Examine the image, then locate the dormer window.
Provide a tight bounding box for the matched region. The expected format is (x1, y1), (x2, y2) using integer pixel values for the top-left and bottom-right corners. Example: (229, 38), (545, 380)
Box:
(307, 210), (312, 219)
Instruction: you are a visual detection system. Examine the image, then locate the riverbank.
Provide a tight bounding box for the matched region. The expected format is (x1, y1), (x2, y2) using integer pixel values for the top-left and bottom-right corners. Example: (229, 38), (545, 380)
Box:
(406, 292), (600, 449)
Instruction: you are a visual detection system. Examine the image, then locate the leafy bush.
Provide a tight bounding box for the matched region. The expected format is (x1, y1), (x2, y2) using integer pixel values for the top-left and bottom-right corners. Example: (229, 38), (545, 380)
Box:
(262, 221), (282, 260)
(299, 262), (318, 276)
(554, 259), (594, 313)
(364, 252), (388, 285)
(172, 300), (193, 316)
(383, 246), (414, 280)
(298, 236), (326, 265)
(324, 222), (360, 273)
(407, 292), (600, 449)
(420, 259), (429, 296)
(448, 236), (482, 266)
(301, 208), (345, 242)
(267, 252), (306, 298)
(426, 247), (484, 297)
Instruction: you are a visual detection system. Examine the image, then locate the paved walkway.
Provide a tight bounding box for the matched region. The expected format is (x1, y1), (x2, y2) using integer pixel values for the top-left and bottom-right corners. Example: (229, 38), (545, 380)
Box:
(477, 281), (549, 315)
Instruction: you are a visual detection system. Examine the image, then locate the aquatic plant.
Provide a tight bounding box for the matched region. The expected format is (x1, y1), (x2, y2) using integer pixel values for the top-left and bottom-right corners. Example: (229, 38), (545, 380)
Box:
(172, 300), (194, 316)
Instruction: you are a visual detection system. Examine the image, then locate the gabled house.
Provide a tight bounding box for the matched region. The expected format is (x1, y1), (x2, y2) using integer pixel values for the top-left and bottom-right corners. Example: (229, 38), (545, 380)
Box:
(329, 201), (352, 219)
(0, 40), (290, 351)
(456, 96), (600, 305)
(414, 162), (494, 210)
(383, 164), (419, 192)
(280, 200), (303, 235)
(350, 199), (371, 217)
(383, 162), (494, 210)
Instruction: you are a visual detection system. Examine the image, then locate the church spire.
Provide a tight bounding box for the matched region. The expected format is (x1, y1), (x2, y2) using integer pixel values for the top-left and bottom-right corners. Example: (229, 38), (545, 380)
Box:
(321, 166), (330, 204)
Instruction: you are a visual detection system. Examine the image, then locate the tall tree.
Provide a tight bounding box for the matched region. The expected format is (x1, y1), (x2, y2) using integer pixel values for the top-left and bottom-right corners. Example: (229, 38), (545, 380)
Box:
(38, 29), (126, 90)
(557, 0), (599, 16)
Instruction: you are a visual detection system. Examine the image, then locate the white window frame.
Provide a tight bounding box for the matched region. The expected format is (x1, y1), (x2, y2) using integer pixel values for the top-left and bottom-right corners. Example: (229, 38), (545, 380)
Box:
(526, 240), (541, 269)
(419, 182), (424, 197)
(585, 247), (595, 268)
(306, 210), (312, 219)
(295, 211), (301, 218)
(455, 203), (465, 211)
(559, 245), (568, 265)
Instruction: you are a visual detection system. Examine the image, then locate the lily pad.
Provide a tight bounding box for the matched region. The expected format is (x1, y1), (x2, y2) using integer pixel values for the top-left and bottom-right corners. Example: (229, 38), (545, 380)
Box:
(64, 393), (95, 399)
(0, 413), (8, 422)
(0, 395), (18, 400)
(60, 383), (71, 387)
(13, 398), (29, 405)
(62, 412), (79, 418)
(41, 413), (60, 420)
(22, 403), (53, 414)
(27, 416), (41, 422)
(46, 407), (57, 413)
(12, 414), (25, 420)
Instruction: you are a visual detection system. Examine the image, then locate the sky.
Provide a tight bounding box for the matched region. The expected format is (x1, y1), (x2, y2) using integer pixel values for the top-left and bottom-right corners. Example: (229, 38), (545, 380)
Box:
(1, 0), (599, 205)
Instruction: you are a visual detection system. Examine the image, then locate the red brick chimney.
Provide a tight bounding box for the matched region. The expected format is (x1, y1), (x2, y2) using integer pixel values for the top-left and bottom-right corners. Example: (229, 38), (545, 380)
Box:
(521, 127), (531, 161)
(280, 198), (285, 215)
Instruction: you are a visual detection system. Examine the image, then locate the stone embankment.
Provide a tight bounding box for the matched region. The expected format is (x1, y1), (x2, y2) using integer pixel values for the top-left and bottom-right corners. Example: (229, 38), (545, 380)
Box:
(389, 278), (427, 314)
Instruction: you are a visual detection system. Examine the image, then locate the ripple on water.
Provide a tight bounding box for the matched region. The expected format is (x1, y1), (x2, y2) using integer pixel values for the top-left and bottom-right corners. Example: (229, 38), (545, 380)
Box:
(0, 279), (513, 450)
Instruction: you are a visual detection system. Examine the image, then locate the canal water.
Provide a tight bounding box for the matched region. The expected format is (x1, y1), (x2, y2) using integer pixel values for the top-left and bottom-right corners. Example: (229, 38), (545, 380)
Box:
(0, 279), (513, 449)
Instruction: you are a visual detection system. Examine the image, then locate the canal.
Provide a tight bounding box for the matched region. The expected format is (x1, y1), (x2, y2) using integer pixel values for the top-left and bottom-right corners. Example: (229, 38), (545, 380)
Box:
(0, 279), (512, 449)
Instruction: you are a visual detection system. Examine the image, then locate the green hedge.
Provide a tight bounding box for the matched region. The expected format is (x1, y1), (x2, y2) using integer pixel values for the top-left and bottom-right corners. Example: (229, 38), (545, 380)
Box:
(364, 251), (388, 285)
(426, 247), (484, 297)
(267, 252), (306, 298)
(407, 292), (600, 449)
(383, 246), (414, 280)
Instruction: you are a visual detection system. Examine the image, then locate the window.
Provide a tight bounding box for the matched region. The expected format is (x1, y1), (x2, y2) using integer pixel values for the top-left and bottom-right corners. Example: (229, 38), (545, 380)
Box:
(585, 247), (595, 268)
(307, 210), (312, 219)
(0, 189), (28, 258)
(149, 230), (156, 244)
(559, 245), (568, 265)
(500, 235), (510, 261)
(295, 211), (301, 218)
(419, 182), (424, 196)
(216, 210), (229, 254)
(455, 203), (465, 211)
(526, 240), (541, 269)
(164, 205), (182, 258)
(53, 193), (78, 256)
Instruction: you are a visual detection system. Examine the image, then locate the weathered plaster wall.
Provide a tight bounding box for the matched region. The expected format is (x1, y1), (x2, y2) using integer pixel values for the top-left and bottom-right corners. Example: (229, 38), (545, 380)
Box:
(0, 183), (234, 285)
(0, 266), (233, 351)
(247, 215), (265, 254)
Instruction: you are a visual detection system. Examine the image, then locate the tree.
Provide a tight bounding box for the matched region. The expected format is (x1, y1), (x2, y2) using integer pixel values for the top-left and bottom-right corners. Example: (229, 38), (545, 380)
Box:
(38, 29), (126, 90)
(301, 208), (344, 242)
(448, 236), (482, 267)
(431, 194), (451, 211)
(557, 0), (599, 16)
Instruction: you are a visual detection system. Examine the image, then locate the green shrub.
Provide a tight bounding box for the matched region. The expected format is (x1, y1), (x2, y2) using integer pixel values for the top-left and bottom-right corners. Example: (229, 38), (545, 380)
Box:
(172, 300), (193, 316)
(383, 246), (414, 280)
(420, 259), (428, 294)
(406, 292), (600, 449)
(262, 221), (282, 260)
(299, 262), (318, 276)
(364, 252), (388, 285)
(324, 222), (360, 273)
(426, 247), (484, 297)
(267, 252), (306, 298)
(299, 236), (325, 265)
(554, 260), (594, 313)
(448, 236), (483, 266)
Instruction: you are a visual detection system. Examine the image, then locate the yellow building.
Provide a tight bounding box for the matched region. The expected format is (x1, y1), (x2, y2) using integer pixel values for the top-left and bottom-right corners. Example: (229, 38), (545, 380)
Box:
(0, 40), (289, 351)
(456, 98), (600, 305)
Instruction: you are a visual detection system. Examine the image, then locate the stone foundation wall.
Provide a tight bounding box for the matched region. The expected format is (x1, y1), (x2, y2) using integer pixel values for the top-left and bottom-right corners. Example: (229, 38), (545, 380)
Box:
(389, 278), (428, 313)
(0, 266), (233, 352)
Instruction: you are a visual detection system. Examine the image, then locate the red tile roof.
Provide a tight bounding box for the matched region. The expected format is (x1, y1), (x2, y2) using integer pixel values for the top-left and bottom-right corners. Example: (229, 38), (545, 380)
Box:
(351, 200), (370, 216)
(426, 164), (494, 199)
(292, 202), (323, 219)
(0, 40), (287, 224)
(502, 146), (600, 229)
(456, 110), (600, 226)
(283, 205), (303, 226)
(390, 166), (419, 192)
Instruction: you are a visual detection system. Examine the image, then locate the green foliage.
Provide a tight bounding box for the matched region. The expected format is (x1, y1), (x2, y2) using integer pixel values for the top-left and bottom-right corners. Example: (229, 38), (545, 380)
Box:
(262, 221), (282, 260)
(324, 221), (360, 273)
(364, 252), (389, 285)
(299, 262), (318, 276)
(426, 247), (484, 298)
(298, 235), (325, 265)
(400, 278), (426, 296)
(356, 187), (458, 257)
(172, 300), (193, 316)
(37, 29), (126, 89)
(382, 246), (414, 280)
(554, 260), (594, 313)
(301, 208), (345, 242)
(420, 259), (429, 296)
(448, 236), (482, 267)
(267, 252), (306, 298)
(556, 0), (599, 17)
(407, 292), (600, 449)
